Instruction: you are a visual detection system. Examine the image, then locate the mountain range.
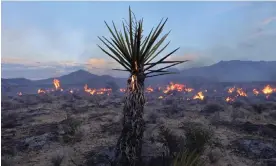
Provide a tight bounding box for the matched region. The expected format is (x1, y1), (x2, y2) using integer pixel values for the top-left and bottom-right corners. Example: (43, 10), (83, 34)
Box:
(2, 60), (276, 95)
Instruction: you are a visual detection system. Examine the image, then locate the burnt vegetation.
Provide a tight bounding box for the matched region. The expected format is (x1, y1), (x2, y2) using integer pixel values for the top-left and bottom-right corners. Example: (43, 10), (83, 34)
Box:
(2, 7), (276, 166)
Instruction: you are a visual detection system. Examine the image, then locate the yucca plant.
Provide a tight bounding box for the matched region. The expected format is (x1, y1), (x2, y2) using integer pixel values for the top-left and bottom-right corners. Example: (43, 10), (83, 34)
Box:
(173, 150), (205, 166)
(98, 7), (188, 166)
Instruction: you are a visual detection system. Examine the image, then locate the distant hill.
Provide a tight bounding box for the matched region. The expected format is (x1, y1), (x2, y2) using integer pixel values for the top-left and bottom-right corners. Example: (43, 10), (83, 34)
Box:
(2, 60), (276, 95)
(178, 60), (276, 82)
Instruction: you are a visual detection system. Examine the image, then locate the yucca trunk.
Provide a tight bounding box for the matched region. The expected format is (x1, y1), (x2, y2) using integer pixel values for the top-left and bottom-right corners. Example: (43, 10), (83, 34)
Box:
(112, 73), (146, 166)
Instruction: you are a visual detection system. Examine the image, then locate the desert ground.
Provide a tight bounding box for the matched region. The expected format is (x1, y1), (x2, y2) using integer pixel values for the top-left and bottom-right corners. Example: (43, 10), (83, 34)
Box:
(1, 83), (276, 166)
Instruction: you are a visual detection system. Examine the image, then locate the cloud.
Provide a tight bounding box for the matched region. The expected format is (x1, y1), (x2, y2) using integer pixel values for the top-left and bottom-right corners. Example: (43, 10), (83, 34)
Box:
(261, 16), (276, 25)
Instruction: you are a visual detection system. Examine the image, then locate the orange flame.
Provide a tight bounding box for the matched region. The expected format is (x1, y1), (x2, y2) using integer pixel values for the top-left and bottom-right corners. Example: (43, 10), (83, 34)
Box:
(146, 86), (154, 93)
(53, 79), (60, 90)
(262, 85), (275, 95)
(253, 89), (259, 96)
(120, 88), (126, 92)
(236, 88), (247, 97)
(38, 89), (46, 94)
(131, 75), (136, 90)
(193, 91), (204, 100)
(228, 87), (235, 93)
(225, 97), (235, 102)
(84, 84), (96, 95)
(163, 82), (187, 93)
(84, 84), (111, 95)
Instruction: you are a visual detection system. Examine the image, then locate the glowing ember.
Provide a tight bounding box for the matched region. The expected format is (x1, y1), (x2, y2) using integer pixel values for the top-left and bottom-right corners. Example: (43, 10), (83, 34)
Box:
(193, 91), (204, 100)
(120, 88), (126, 92)
(84, 84), (111, 95)
(84, 84), (96, 95)
(70, 90), (73, 94)
(53, 79), (60, 90)
(253, 89), (259, 96)
(18, 92), (22, 96)
(225, 97), (235, 102)
(146, 86), (154, 93)
(158, 96), (163, 99)
(236, 88), (247, 97)
(131, 75), (136, 90)
(38, 89), (46, 94)
(228, 87), (235, 93)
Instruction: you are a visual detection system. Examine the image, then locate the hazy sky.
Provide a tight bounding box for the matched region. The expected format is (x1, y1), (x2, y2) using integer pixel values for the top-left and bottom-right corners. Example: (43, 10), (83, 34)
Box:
(2, 1), (276, 79)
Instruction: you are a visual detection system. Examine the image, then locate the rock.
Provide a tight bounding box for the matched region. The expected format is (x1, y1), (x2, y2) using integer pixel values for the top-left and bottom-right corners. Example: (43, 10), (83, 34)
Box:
(231, 138), (276, 159)
(208, 148), (221, 163)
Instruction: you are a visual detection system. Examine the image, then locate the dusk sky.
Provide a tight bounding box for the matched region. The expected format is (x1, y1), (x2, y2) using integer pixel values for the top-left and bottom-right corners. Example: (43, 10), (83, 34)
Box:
(2, 2), (276, 80)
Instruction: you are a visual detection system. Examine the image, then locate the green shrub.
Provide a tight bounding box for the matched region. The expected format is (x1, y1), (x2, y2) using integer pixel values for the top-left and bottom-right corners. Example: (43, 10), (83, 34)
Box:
(172, 150), (204, 166)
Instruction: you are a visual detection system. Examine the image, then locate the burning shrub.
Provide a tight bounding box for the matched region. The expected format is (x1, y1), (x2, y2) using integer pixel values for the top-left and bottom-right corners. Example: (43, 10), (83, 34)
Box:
(201, 103), (224, 114)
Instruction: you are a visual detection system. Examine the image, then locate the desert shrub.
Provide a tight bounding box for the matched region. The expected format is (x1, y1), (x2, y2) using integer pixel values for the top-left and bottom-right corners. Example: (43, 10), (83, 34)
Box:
(2, 113), (20, 128)
(210, 112), (221, 127)
(1, 157), (13, 166)
(201, 103), (223, 114)
(51, 155), (64, 166)
(158, 126), (184, 157)
(146, 111), (159, 124)
(231, 109), (245, 121)
(269, 111), (276, 120)
(60, 114), (83, 144)
(172, 150), (204, 166)
(232, 101), (244, 108)
(164, 99), (174, 105)
(181, 123), (212, 154)
(251, 103), (267, 114)
(165, 104), (182, 118)
(100, 121), (122, 135)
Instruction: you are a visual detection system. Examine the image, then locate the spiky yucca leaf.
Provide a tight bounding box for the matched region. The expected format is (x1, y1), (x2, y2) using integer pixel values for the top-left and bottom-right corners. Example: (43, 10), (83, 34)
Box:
(98, 7), (188, 78)
(173, 150), (205, 166)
